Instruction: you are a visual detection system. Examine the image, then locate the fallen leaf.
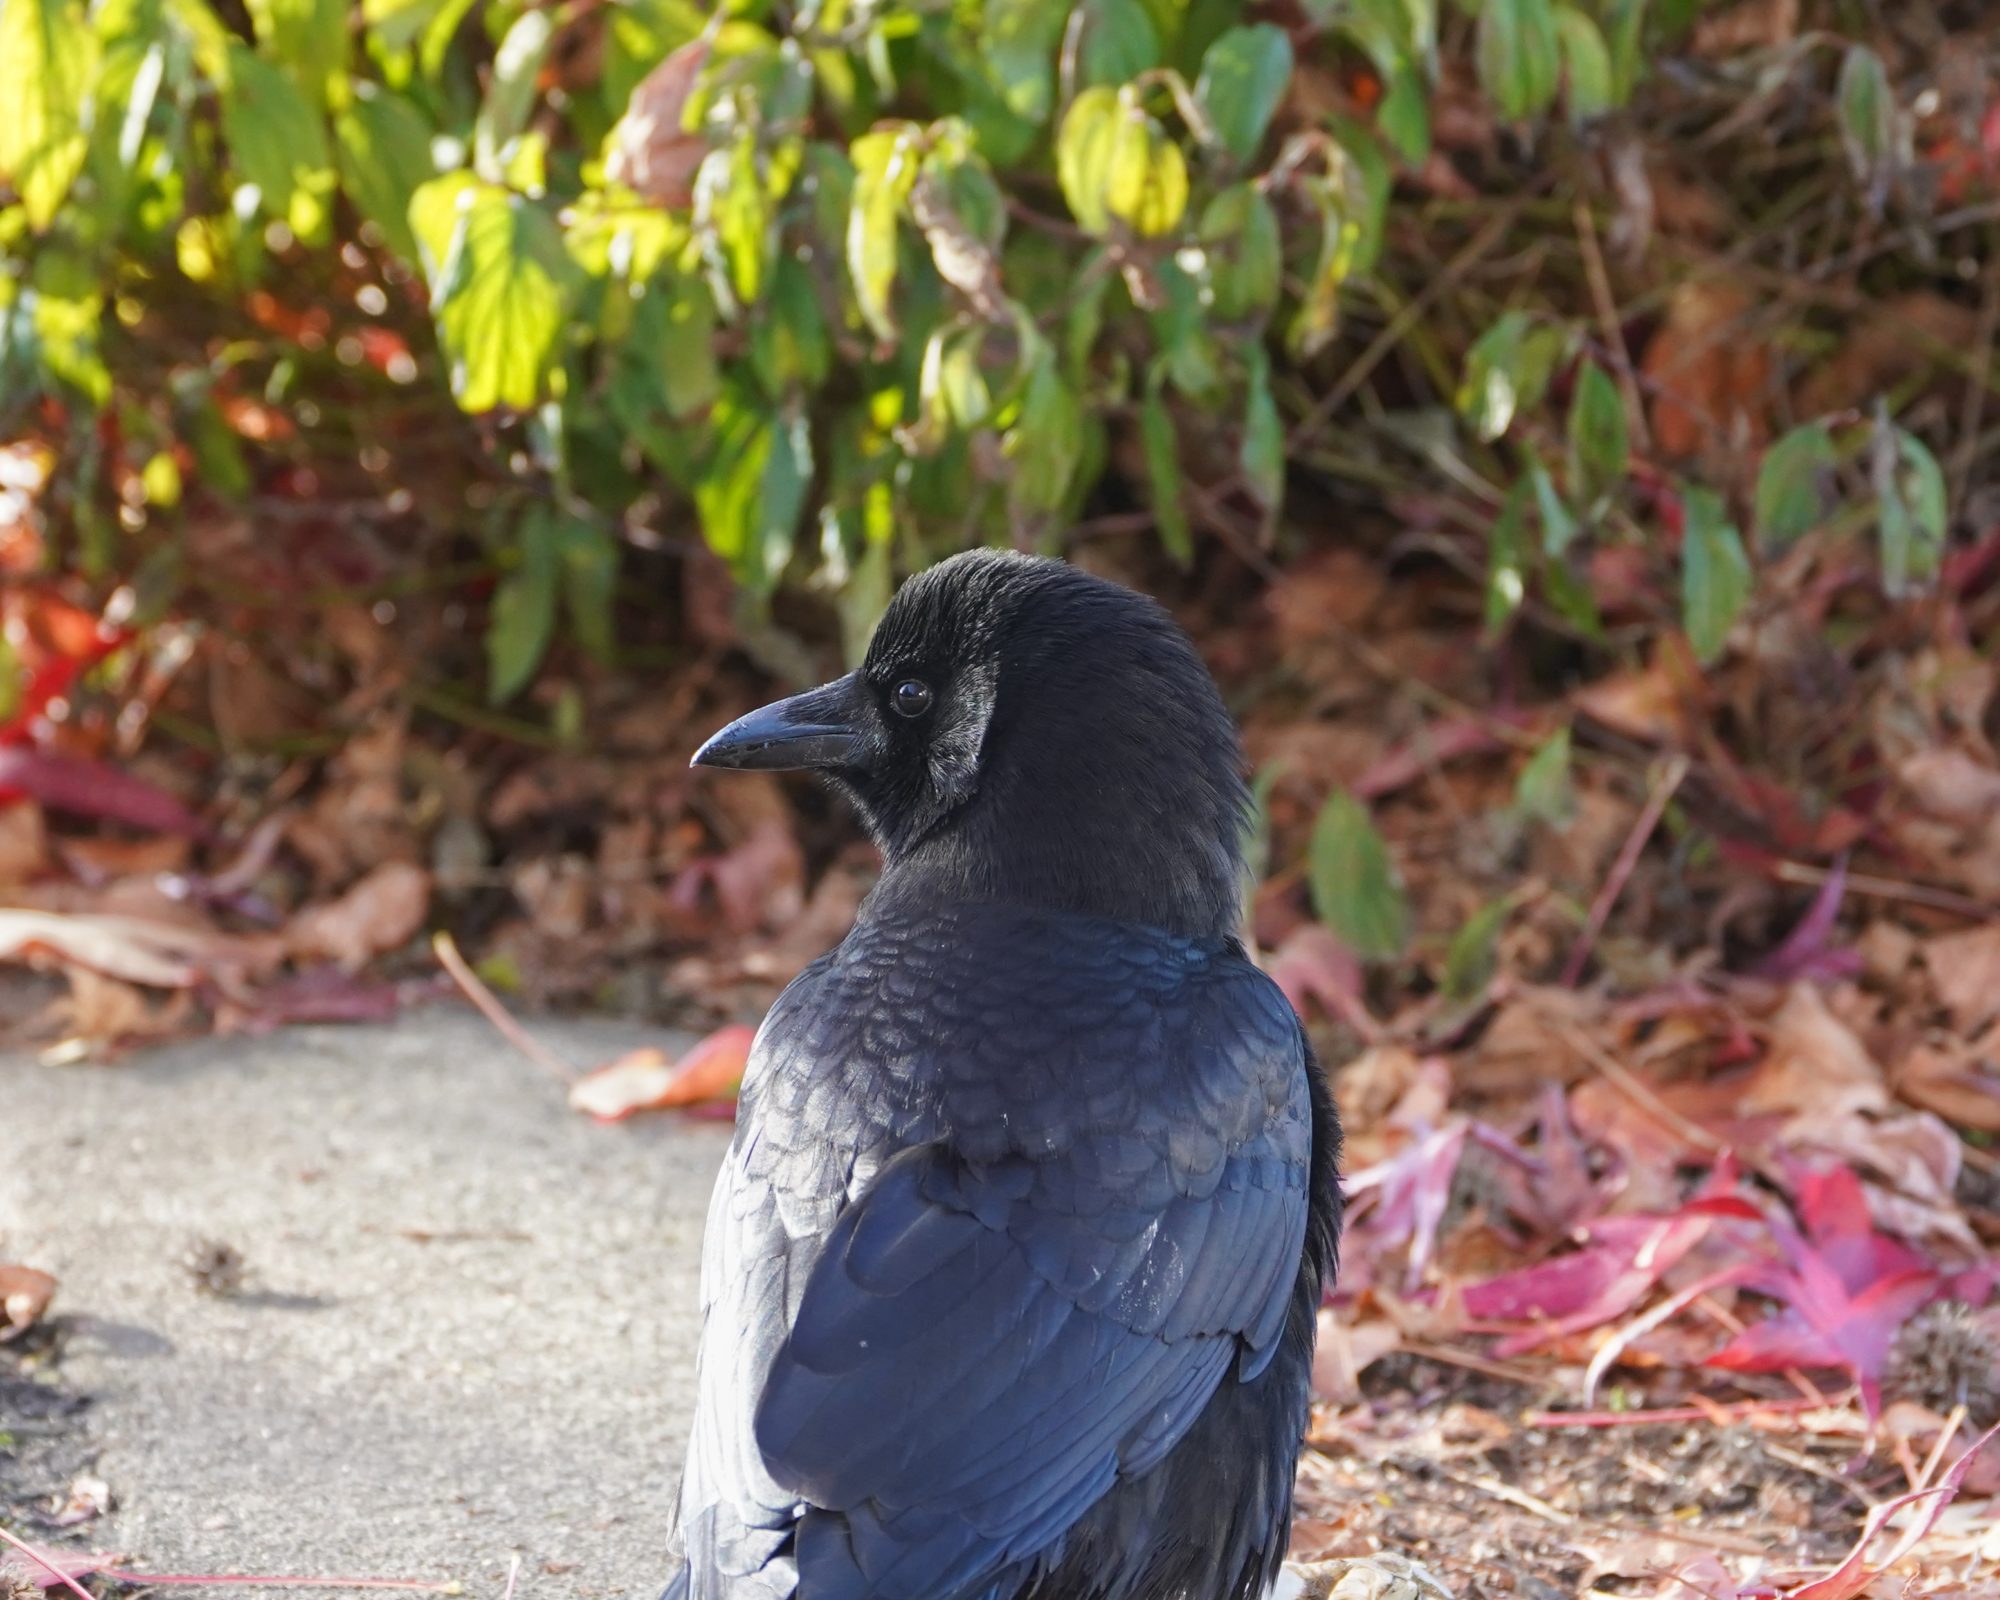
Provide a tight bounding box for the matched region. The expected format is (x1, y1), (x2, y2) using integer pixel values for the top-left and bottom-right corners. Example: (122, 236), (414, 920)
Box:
(51, 1474), (111, 1527)
(568, 1023), (755, 1122)
(1897, 1036), (2000, 1133)
(285, 862), (432, 972)
(0, 1264), (57, 1342)
(1641, 279), (1773, 465)
(1924, 922), (2000, 1033)
(0, 909), (268, 989)
(0, 799), (47, 886)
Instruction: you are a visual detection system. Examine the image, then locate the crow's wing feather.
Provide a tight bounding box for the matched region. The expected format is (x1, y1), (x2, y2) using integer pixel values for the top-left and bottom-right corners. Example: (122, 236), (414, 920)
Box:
(754, 1112), (1307, 1600)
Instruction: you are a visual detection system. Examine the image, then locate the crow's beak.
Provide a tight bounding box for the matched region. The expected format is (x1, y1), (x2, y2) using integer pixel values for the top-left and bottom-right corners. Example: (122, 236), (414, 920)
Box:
(691, 675), (867, 773)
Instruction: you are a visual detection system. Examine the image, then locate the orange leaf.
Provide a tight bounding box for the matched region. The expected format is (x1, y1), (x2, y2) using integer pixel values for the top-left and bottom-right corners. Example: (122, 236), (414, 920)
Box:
(568, 1023), (755, 1122)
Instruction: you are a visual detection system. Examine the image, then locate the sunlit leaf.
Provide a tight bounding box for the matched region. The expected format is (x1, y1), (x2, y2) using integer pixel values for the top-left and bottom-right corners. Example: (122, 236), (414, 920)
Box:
(1753, 422), (1836, 548)
(246, 0), (346, 104)
(848, 125), (918, 339)
(475, 6), (554, 183)
(1058, 87), (1187, 239)
(1195, 23), (1293, 164)
(1681, 485), (1751, 663)
(221, 42), (337, 240)
(696, 132), (775, 310)
(1309, 789), (1408, 964)
(696, 392), (812, 591)
(0, 0), (98, 231)
(984, 0), (1068, 127)
(412, 175), (574, 413)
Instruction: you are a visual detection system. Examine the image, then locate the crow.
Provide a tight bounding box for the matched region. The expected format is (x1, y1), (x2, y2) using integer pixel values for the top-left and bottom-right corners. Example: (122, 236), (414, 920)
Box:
(668, 549), (1341, 1600)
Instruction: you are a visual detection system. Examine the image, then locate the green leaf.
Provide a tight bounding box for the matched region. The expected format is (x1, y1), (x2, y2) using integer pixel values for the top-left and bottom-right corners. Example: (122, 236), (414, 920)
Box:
(1442, 897), (1507, 1003)
(1605, 0), (1646, 103)
(1004, 341), (1084, 513)
(848, 125), (918, 340)
(1526, 454), (1578, 557)
(1553, 5), (1612, 120)
(1288, 154), (1365, 359)
(1753, 422), (1836, 548)
(412, 175), (574, 413)
(334, 83), (434, 263)
(1240, 349), (1284, 508)
(1195, 23), (1294, 164)
(696, 132), (774, 310)
(1377, 60), (1431, 164)
(1873, 418), (1947, 598)
(1309, 789), (1408, 964)
(1836, 44), (1894, 191)
(221, 42), (337, 240)
(1057, 87), (1187, 238)
(245, 0), (345, 103)
(696, 392), (814, 590)
(1140, 370), (1192, 566)
(1514, 725), (1574, 825)
(488, 505), (560, 703)
(1485, 477), (1529, 632)
(475, 6), (554, 183)
(0, 0), (98, 231)
(1567, 359), (1628, 503)
(1457, 311), (1533, 441)
(1477, 0), (1560, 121)
(1199, 185), (1281, 320)
(1078, 0), (1161, 88)
(28, 246), (108, 405)
(983, 0), (1069, 127)
(1681, 485), (1751, 664)
(557, 514), (618, 665)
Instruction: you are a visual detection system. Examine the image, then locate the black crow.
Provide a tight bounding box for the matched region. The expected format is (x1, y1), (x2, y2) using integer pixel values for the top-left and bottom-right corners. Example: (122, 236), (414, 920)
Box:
(669, 549), (1341, 1600)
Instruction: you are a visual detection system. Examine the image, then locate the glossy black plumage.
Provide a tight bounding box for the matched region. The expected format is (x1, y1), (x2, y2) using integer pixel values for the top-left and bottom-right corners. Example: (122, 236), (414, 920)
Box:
(668, 551), (1342, 1600)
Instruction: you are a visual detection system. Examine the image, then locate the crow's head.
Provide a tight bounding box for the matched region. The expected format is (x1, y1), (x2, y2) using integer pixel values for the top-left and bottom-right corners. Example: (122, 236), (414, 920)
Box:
(693, 550), (1247, 936)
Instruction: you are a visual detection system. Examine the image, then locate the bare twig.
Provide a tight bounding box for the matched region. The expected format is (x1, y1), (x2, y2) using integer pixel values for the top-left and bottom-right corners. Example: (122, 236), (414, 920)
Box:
(433, 931), (579, 1086)
(1573, 198), (1652, 453)
(1560, 755), (1690, 987)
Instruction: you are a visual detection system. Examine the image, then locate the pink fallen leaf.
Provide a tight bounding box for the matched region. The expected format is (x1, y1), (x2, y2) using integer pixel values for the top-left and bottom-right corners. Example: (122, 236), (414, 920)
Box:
(568, 1024), (755, 1122)
(1462, 1211), (1716, 1356)
(1341, 1121), (1469, 1291)
(1785, 1420), (2000, 1600)
(0, 748), (208, 838)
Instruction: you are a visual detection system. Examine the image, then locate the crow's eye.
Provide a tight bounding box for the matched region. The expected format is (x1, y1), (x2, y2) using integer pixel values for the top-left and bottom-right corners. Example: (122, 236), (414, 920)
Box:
(890, 679), (933, 719)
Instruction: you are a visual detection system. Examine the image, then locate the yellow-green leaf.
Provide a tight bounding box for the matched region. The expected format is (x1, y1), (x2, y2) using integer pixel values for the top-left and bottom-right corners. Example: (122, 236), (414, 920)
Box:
(0, 0), (98, 231)
(847, 125), (918, 340)
(412, 175), (573, 413)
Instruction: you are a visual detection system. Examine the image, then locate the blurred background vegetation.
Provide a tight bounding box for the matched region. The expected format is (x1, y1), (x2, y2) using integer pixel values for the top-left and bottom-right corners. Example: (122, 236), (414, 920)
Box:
(1, 0), (1998, 1052)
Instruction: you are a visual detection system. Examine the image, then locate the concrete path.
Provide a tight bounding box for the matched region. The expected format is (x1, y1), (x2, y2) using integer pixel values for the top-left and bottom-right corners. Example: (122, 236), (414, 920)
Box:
(0, 1012), (733, 1600)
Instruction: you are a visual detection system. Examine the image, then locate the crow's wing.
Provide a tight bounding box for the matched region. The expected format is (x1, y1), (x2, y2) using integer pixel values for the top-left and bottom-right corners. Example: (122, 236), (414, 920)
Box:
(753, 1054), (1310, 1600)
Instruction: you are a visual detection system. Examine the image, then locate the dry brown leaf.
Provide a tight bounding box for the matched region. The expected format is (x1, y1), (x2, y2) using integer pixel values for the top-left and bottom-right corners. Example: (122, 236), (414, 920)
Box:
(0, 908), (247, 988)
(0, 1264), (56, 1342)
(54, 833), (191, 881)
(608, 38), (712, 210)
(1797, 293), (1981, 418)
(54, 966), (191, 1046)
(0, 798), (47, 886)
(285, 861), (431, 971)
(1898, 1035), (2000, 1133)
(1898, 748), (2000, 826)
(1641, 280), (1773, 464)
(1743, 983), (1888, 1119)
(1925, 923), (2000, 1033)
(1572, 658), (1697, 748)
(1691, 0), (1798, 54)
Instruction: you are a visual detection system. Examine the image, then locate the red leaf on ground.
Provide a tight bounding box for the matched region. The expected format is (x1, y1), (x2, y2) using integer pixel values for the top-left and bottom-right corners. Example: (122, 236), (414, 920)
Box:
(0, 749), (207, 837)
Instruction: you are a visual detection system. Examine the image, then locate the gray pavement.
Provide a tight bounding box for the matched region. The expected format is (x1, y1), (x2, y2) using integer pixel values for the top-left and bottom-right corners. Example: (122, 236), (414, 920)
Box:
(0, 1012), (732, 1600)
